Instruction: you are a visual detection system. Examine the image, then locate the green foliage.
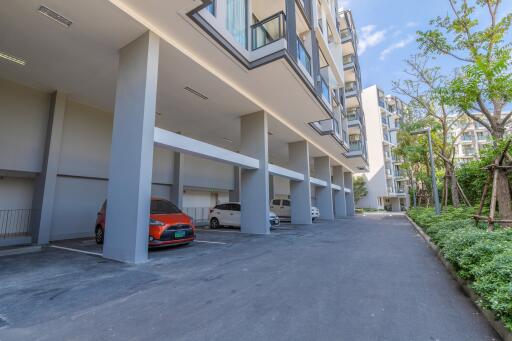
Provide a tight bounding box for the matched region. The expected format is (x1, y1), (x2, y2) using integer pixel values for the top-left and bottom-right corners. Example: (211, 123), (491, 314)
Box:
(417, 0), (512, 137)
(409, 206), (512, 330)
(353, 176), (368, 203)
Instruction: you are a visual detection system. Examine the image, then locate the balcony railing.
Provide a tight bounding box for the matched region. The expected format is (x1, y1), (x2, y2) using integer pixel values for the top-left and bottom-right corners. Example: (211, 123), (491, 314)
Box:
(343, 54), (355, 65)
(296, 37), (311, 75)
(461, 135), (474, 142)
(340, 28), (352, 41)
(349, 141), (362, 151)
(320, 76), (330, 103)
(1, 209), (33, 238)
(345, 81), (358, 94)
(251, 11), (286, 51)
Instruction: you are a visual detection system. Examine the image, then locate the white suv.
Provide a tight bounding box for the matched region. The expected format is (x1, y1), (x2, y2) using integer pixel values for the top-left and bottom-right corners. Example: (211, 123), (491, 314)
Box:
(270, 199), (320, 221)
(208, 202), (280, 229)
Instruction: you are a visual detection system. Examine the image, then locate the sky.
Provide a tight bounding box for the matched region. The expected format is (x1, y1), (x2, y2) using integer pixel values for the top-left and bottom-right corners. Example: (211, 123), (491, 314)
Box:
(341, 0), (512, 97)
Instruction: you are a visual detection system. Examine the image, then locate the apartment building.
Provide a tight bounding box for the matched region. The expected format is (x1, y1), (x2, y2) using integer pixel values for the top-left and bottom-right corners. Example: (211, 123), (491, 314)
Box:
(449, 114), (512, 165)
(358, 85), (408, 211)
(0, 0), (366, 263)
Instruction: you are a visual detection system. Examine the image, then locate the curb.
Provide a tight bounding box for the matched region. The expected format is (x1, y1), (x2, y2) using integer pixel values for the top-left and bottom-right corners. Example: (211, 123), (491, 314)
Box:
(405, 215), (512, 341)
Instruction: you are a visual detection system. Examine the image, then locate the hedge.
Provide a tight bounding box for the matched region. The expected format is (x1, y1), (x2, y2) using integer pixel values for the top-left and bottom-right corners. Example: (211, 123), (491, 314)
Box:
(408, 207), (512, 330)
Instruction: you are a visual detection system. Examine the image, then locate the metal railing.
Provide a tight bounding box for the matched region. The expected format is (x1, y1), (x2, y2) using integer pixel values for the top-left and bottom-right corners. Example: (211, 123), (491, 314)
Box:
(349, 140), (362, 151)
(1, 209), (33, 238)
(251, 11), (286, 51)
(182, 207), (211, 227)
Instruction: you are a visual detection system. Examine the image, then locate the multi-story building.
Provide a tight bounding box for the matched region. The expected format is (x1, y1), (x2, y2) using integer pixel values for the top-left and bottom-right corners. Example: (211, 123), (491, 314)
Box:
(339, 9), (369, 170)
(358, 85), (408, 211)
(0, 0), (367, 263)
(449, 114), (511, 165)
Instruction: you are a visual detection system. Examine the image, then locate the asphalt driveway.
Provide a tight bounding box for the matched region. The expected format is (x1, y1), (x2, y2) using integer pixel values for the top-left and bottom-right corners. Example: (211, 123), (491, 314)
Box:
(0, 215), (500, 341)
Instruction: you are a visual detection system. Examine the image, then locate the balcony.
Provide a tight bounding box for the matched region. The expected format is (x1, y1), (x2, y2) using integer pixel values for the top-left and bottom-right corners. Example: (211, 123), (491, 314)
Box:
(340, 28), (353, 43)
(310, 118), (337, 136)
(251, 12), (286, 51)
(296, 36), (312, 75)
(320, 76), (330, 105)
(345, 81), (359, 97)
(381, 116), (389, 126)
(347, 109), (362, 127)
(349, 140), (362, 151)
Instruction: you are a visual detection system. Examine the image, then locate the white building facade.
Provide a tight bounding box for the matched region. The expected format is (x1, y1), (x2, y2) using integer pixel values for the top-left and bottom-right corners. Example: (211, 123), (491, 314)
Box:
(357, 85), (408, 211)
(0, 0), (366, 263)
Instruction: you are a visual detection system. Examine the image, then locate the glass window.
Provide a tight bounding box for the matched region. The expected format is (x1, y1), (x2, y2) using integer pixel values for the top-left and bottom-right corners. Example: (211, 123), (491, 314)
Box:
(226, 0), (247, 48)
(272, 199), (281, 205)
(206, 0), (216, 15)
(151, 200), (181, 214)
(282, 200), (291, 206)
(229, 203), (241, 211)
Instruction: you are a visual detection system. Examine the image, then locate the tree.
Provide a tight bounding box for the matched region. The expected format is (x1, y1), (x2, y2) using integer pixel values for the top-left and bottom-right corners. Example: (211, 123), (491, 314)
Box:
(353, 176), (368, 203)
(393, 55), (469, 207)
(417, 0), (512, 219)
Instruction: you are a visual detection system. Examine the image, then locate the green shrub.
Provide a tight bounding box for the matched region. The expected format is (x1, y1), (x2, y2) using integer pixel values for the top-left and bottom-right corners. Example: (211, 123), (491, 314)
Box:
(408, 207), (512, 331)
(471, 250), (512, 330)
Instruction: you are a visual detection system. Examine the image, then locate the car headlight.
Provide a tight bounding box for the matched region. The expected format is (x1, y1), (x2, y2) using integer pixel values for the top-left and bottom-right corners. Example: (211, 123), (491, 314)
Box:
(149, 236), (155, 241)
(149, 219), (165, 226)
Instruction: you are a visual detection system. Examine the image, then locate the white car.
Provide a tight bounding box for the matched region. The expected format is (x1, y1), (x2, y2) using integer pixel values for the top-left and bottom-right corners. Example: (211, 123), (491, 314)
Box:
(208, 202), (280, 229)
(270, 199), (320, 221)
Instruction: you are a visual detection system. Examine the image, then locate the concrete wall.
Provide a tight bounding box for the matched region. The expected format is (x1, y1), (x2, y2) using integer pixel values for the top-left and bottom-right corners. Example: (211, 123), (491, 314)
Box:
(358, 85), (388, 209)
(0, 78), (236, 241)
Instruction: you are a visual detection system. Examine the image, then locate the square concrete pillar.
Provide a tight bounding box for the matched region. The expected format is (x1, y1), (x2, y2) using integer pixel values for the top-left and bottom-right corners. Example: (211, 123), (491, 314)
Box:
(344, 171), (355, 216)
(332, 166), (347, 217)
(314, 156), (334, 221)
(229, 166), (240, 202)
(103, 31), (160, 264)
(289, 141), (312, 224)
(170, 152), (183, 208)
(240, 111), (270, 234)
(31, 91), (66, 244)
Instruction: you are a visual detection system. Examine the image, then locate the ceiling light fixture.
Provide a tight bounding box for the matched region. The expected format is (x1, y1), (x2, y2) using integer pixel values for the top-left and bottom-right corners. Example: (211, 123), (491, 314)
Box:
(38, 6), (73, 28)
(0, 51), (26, 66)
(184, 86), (208, 100)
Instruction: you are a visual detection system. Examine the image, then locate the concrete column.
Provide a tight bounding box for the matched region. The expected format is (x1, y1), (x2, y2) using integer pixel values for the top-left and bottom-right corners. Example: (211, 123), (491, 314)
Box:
(391, 198), (401, 212)
(229, 166), (240, 202)
(289, 141), (312, 224)
(269, 175), (275, 200)
(344, 171), (355, 216)
(31, 91), (66, 244)
(103, 31), (160, 264)
(170, 152), (183, 208)
(285, 0), (298, 61)
(314, 156), (334, 221)
(332, 166), (347, 218)
(240, 111), (270, 234)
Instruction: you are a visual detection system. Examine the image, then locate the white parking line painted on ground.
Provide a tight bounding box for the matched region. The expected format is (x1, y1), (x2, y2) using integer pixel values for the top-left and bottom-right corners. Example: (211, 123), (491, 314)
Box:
(196, 229), (242, 234)
(194, 240), (228, 245)
(50, 245), (102, 257)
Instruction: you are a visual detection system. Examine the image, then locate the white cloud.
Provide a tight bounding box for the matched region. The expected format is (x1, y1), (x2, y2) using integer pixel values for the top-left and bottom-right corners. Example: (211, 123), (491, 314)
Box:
(379, 35), (415, 60)
(358, 25), (387, 55)
(406, 21), (419, 28)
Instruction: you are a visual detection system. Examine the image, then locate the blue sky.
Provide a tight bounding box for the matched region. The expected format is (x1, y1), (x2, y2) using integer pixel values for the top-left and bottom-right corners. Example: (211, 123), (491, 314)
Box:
(342, 0), (512, 96)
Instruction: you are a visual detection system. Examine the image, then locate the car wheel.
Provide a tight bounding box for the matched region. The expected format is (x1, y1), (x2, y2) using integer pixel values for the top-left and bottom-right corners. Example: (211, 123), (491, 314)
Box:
(312, 217), (317, 222)
(210, 218), (220, 229)
(95, 226), (104, 244)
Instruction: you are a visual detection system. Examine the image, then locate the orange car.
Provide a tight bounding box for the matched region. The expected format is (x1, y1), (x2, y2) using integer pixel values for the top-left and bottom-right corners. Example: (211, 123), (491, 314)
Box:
(95, 197), (195, 247)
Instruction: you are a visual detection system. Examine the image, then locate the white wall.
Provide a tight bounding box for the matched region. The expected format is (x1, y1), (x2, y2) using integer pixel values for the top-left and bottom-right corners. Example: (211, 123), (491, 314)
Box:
(183, 154), (234, 190)
(0, 79), (49, 173)
(357, 85), (388, 209)
(0, 177), (34, 210)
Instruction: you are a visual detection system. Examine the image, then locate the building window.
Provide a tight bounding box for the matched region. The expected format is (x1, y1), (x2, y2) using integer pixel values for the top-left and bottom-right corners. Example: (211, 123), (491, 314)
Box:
(226, 0), (247, 48)
(206, 0), (216, 16)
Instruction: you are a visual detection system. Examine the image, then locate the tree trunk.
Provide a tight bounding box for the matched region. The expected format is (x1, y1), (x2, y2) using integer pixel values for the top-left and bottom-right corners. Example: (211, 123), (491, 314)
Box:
(496, 169), (512, 224)
(450, 169), (460, 208)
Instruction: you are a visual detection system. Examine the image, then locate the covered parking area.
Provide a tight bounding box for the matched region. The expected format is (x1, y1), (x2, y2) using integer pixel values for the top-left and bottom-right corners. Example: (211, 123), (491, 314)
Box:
(0, 0), (355, 263)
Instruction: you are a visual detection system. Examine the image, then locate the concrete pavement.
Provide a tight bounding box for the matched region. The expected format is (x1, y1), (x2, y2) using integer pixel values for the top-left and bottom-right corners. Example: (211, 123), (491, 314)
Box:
(0, 215), (500, 340)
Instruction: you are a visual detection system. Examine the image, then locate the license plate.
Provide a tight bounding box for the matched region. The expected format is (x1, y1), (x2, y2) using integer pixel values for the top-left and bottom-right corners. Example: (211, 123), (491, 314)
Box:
(174, 231), (186, 239)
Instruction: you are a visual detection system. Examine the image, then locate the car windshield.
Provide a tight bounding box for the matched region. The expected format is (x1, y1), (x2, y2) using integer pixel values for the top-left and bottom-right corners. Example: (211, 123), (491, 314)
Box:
(150, 200), (181, 214)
